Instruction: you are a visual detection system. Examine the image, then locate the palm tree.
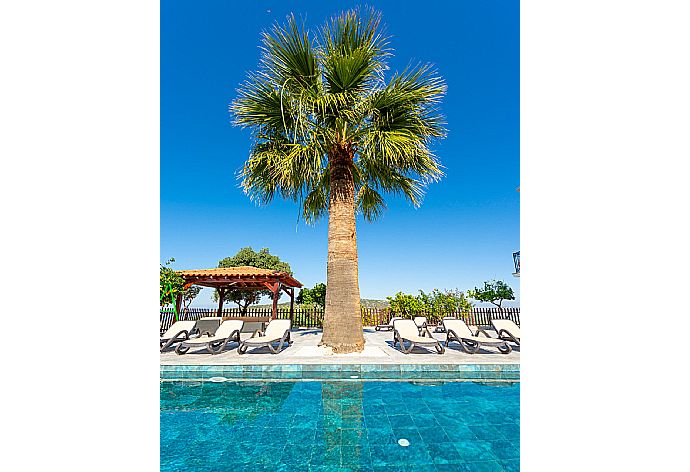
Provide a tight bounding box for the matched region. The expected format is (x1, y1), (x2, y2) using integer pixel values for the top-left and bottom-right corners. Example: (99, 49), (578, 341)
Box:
(231, 8), (447, 353)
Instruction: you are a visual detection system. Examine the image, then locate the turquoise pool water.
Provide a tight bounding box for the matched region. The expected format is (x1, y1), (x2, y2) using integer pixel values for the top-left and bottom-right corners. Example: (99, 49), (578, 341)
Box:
(161, 380), (519, 471)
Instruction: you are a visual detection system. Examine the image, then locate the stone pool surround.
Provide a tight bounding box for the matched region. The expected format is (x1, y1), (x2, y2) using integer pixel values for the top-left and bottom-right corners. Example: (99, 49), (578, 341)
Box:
(161, 328), (519, 381)
(161, 363), (519, 381)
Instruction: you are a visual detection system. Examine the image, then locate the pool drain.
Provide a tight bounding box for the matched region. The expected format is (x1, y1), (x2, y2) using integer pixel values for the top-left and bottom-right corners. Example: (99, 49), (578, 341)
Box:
(397, 439), (410, 447)
(209, 377), (227, 383)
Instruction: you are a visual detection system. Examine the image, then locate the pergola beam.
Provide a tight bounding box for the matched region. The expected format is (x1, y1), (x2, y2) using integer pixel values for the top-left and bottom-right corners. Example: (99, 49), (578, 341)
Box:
(174, 267), (303, 321)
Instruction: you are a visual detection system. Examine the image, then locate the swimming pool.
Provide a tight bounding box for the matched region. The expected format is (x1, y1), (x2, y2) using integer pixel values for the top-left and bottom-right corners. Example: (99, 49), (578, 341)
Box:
(161, 378), (519, 471)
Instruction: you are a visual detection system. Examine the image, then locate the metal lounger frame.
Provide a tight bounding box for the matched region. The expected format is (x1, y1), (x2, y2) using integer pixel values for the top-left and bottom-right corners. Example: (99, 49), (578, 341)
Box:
(160, 328), (199, 352)
(376, 316), (403, 331)
(238, 329), (291, 354)
(414, 319), (428, 336)
(393, 325), (445, 354)
(175, 329), (241, 355)
(445, 327), (512, 354)
(496, 328), (520, 346)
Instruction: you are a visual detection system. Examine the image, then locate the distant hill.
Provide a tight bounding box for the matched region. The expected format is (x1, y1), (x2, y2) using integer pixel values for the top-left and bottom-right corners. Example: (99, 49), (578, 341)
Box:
(360, 299), (389, 308)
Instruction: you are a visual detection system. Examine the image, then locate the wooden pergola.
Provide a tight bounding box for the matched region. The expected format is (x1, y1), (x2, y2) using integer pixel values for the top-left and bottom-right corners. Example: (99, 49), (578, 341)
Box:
(174, 266), (303, 320)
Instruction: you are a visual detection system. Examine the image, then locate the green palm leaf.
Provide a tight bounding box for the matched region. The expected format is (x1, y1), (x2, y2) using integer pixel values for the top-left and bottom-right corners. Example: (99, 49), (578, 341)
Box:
(231, 7), (447, 222)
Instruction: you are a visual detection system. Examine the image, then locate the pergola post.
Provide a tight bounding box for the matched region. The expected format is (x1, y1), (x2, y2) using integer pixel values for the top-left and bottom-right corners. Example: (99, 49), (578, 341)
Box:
(289, 287), (295, 323)
(217, 287), (226, 317)
(271, 282), (280, 320)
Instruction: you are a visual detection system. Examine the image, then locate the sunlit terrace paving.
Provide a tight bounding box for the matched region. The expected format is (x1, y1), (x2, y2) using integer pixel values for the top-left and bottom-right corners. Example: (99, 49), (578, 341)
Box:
(160, 327), (520, 366)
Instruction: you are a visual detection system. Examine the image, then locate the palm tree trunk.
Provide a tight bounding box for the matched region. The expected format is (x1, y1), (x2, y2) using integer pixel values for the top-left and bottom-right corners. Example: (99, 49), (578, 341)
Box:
(320, 145), (364, 353)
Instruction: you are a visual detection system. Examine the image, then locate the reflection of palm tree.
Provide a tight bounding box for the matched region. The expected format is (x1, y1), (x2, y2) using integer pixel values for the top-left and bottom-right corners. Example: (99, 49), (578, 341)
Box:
(320, 382), (366, 470)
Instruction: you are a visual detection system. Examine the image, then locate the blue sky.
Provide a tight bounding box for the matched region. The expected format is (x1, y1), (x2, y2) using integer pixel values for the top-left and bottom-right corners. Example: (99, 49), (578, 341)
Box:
(161, 0), (519, 307)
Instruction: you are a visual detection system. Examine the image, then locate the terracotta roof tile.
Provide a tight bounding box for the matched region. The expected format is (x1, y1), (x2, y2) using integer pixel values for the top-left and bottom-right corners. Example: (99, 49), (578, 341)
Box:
(175, 266), (302, 288)
(177, 266), (282, 277)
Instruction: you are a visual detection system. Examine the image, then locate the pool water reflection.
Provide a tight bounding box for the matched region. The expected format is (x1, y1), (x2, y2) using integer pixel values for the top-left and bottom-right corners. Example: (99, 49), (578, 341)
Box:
(161, 380), (519, 471)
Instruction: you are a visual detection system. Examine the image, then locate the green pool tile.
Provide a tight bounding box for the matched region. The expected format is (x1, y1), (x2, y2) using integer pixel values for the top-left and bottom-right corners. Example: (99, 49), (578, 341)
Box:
(452, 440), (499, 463)
(241, 371), (263, 379)
(489, 439), (519, 461)
(388, 414), (415, 429)
(278, 371), (302, 379)
(500, 371), (520, 380)
(162, 367), (519, 471)
(426, 442), (465, 465)
(500, 458), (521, 471)
(340, 428), (367, 446)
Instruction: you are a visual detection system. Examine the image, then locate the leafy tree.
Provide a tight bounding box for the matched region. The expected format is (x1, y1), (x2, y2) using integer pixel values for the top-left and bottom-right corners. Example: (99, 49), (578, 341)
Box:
(160, 258), (185, 307)
(468, 280), (515, 310)
(386, 292), (425, 317)
(418, 288), (473, 314)
(297, 283), (327, 308)
(181, 286), (202, 311)
(231, 8), (446, 352)
(214, 247), (292, 315)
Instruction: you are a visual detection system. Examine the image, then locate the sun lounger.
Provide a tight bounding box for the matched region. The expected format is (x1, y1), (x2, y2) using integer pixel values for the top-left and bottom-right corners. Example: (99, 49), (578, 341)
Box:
(175, 320), (244, 355)
(194, 316), (222, 336)
(434, 316), (457, 333)
(238, 319), (292, 354)
(413, 316), (428, 335)
(491, 319), (520, 345)
(160, 320), (199, 352)
(393, 319), (445, 354)
(375, 315), (404, 331)
(443, 318), (512, 354)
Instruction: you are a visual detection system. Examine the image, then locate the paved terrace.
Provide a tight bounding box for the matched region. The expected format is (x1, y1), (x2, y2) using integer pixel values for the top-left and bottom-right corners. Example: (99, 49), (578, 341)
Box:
(160, 327), (519, 365)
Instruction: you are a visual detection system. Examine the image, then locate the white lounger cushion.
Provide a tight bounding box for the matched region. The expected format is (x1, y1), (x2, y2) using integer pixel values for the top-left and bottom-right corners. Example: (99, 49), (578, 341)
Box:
(244, 319), (291, 344)
(161, 320), (197, 340)
(413, 316), (427, 327)
(444, 319), (505, 344)
(443, 319), (474, 337)
(181, 320), (244, 345)
(393, 319), (438, 344)
(492, 319), (520, 339)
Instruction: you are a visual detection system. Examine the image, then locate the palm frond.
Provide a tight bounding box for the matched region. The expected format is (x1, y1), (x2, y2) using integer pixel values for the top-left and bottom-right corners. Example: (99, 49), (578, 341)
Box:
(302, 173), (330, 224)
(241, 136), (326, 203)
(231, 72), (290, 131)
(231, 8), (447, 223)
(356, 184), (386, 221)
(260, 14), (319, 93)
(320, 7), (390, 95)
